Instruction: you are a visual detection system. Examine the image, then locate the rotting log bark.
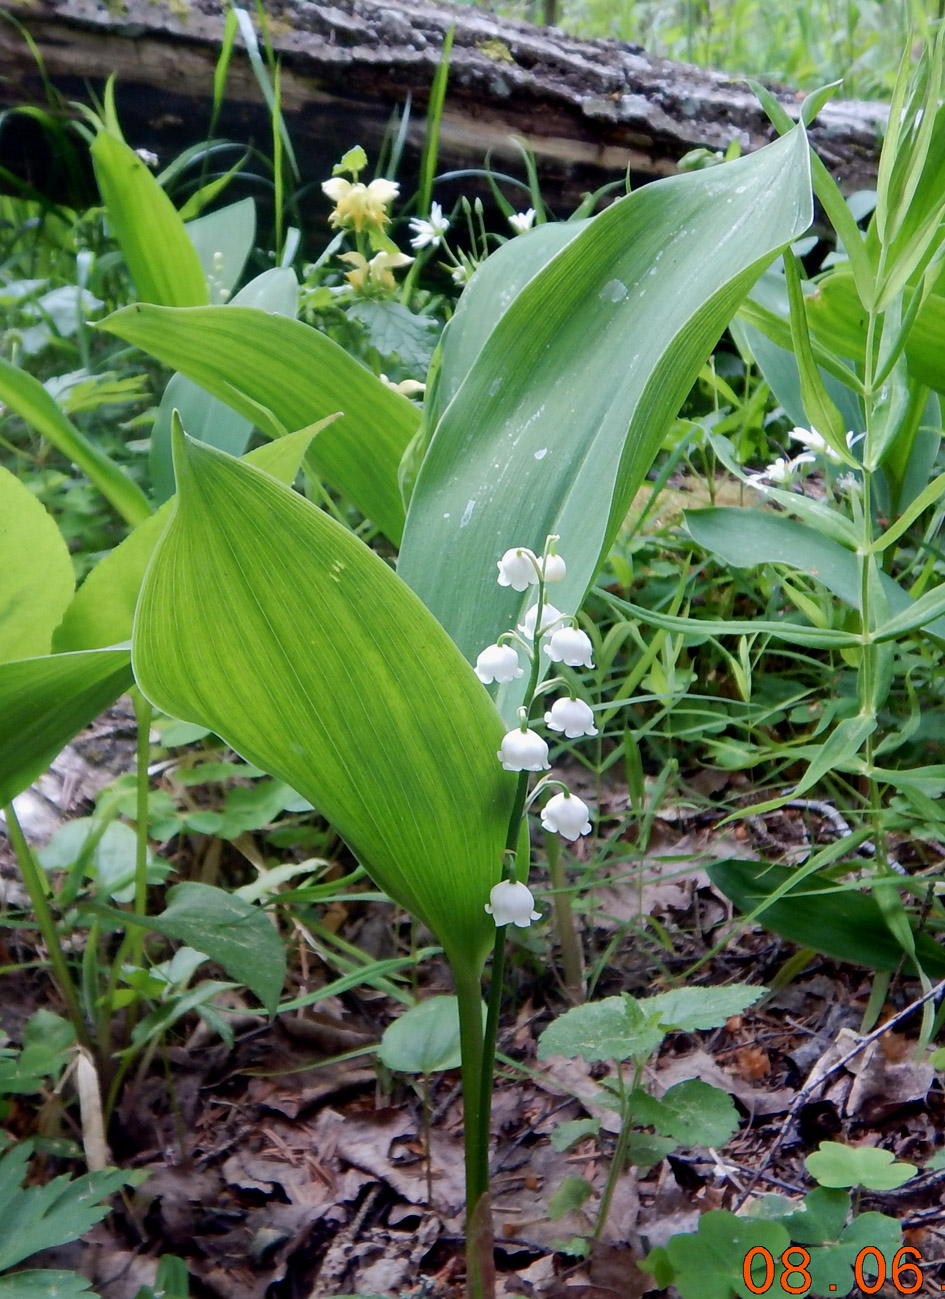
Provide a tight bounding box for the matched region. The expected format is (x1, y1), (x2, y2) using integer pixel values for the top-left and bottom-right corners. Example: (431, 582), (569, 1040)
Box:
(0, 0), (886, 218)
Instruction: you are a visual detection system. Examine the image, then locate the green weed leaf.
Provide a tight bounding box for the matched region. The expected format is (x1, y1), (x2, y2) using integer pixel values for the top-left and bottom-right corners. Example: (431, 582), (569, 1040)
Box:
(143, 883), (285, 1015)
(805, 1142), (917, 1190)
(537, 995), (664, 1063)
(547, 1176), (594, 1220)
(664, 1210), (790, 1299)
(379, 996), (484, 1074)
(638, 985), (766, 1033)
(0, 1270), (96, 1299)
(0, 1141), (144, 1272)
(656, 1080), (739, 1148)
(0, 358), (151, 528)
(549, 1118), (600, 1153)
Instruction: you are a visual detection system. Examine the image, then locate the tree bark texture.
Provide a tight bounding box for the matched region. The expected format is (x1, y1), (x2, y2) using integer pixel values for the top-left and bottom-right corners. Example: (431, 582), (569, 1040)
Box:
(0, 0), (887, 217)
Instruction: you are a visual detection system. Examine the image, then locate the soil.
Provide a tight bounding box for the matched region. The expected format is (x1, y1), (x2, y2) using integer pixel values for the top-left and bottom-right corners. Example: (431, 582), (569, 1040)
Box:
(2, 709), (944, 1298)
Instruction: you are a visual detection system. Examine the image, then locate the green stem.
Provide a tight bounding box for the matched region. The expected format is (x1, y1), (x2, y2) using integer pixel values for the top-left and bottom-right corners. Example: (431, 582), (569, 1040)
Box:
(132, 689), (152, 939)
(456, 964), (488, 1297)
(595, 1060), (635, 1238)
(545, 830), (583, 1000)
(4, 803), (91, 1050)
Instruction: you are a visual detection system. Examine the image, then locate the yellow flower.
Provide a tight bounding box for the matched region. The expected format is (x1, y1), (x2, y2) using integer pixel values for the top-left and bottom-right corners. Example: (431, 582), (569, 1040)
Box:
(339, 250), (412, 293)
(322, 176), (400, 231)
(380, 374), (426, 397)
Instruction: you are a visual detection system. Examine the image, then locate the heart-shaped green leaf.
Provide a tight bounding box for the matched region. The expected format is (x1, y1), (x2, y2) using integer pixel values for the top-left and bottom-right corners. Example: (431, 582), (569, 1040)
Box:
(131, 429), (514, 971)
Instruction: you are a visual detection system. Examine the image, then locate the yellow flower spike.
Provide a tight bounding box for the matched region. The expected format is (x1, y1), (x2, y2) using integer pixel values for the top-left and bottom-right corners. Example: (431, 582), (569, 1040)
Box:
(321, 176), (400, 232)
(339, 250), (413, 294)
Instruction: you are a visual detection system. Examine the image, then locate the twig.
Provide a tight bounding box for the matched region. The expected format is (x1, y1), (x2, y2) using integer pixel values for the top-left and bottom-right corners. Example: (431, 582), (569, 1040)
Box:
(733, 976), (945, 1209)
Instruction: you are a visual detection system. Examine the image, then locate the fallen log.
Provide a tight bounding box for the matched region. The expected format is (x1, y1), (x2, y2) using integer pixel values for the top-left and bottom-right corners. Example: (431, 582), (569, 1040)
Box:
(0, 0), (886, 218)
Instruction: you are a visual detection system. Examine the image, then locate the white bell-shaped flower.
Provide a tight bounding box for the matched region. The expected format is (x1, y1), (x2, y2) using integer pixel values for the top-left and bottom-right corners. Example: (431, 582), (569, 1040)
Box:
(497, 728), (550, 772)
(545, 626), (595, 668)
(475, 643), (524, 684)
(518, 602), (566, 641)
(540, 791), (592, 841)
(544, 696), (598, 738)
(497, 546), (540, 591)
(542, 552), (567, 582)
(485, 880), (541, 927)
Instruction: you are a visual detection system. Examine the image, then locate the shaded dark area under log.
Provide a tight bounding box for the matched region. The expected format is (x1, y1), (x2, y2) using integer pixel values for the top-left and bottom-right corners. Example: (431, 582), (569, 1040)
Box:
(0, 0), (887, 226)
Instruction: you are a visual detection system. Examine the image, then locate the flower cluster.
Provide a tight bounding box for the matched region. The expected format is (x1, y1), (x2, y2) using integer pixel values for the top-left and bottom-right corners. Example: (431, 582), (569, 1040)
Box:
(747, 426), (864, 492)
(322, 175), (399, 233)
(478, 539), (600, 929)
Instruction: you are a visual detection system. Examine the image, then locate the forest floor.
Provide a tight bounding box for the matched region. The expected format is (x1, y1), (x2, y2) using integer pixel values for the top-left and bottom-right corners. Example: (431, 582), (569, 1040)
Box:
(2, 704), (944, 1299)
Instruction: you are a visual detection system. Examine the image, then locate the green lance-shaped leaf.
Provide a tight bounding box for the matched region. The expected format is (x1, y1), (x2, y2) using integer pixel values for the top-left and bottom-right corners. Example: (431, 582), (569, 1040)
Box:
(686, 507), (945, 642)
(131, 429), (514, 972)
(398, 126), (813, 667)
(0, 357), (151, 528)
(0, 464), (74, 661)
(0, 650), (133, 804)
(708, 859), (945, 976)
(54, 424), (326, 653)
(99, 305), (418, 543)
(91, 128), (208, 307)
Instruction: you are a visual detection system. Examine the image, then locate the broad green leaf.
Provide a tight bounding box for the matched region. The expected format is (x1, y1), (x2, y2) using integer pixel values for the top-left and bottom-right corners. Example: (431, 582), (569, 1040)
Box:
(99, 305), (418, 542)
(665, 1210), (790, 1299)
(0, 357), (151, 527)
(378, 995), (485, 1074)
(398, 127), (813, 673)
(536, 995), (664, 1063)
(55, 424), (324, 653)
(707, 859), (945, 975)
(91, 129), (207, 307)
(624, 1132), (677, 1168)
(185, 196), (256, 302)
(149, 268), (299, 503)
(806, 1142), (916, 1191)
(436, 221), (587, 422)
(808, 268), (945, 395)
(805, 1212), (901, 1298)
(140, 882), (284, 1014)
(686, 508), (945, 641)
(639, 985), (765, 1033)
(0, 650), (132, 804)
(655, 1080), (739, 1148)
(0, 1269), (95, 1299)
(130, 432), (513, 971)
(773, 1187), (850, 1245)
(0, 465), (74, 660)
